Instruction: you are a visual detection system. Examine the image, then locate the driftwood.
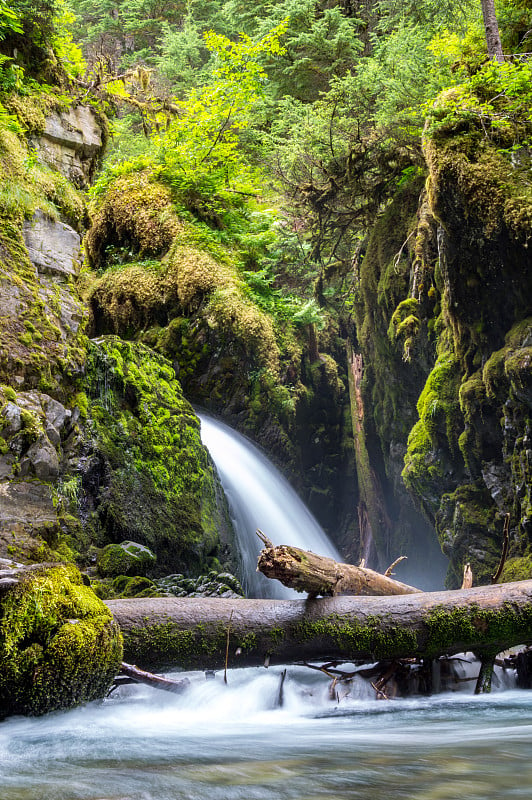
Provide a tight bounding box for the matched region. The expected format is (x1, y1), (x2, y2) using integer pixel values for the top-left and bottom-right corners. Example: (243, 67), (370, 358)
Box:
(107, 580), (532, 673)
(255, 533), (421, 597)
(117, 662), (190, 694)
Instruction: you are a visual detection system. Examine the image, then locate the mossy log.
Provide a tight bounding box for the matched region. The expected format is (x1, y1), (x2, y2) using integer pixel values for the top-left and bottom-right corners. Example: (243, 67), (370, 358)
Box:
(256, 540), (421, 597)
(107, 580), (532, 672)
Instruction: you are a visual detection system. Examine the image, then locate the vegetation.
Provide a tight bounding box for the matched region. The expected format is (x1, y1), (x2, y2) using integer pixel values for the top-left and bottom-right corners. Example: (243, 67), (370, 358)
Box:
(0, 0), (531, 611)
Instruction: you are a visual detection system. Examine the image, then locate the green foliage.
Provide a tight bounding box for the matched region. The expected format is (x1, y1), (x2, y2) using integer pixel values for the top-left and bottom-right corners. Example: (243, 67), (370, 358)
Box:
(153, 22), (287, 216)
(0, 0), (22, 40)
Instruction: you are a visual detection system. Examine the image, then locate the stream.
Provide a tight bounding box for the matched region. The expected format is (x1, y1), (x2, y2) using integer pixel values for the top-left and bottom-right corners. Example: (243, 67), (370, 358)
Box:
(1, 416), (529, 798)
(2, 665), (531, 800)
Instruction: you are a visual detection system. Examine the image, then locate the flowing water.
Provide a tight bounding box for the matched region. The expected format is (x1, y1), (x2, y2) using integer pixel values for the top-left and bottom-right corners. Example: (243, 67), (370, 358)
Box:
(198, 413), (341, 598)
(2, 664), (531, 800)
(2, 415), (529, 796)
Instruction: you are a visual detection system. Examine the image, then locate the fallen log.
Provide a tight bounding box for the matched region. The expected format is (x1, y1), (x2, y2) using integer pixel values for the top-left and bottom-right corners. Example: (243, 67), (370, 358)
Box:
(255, 536), (421, 597)
(107, 580), (532, 673)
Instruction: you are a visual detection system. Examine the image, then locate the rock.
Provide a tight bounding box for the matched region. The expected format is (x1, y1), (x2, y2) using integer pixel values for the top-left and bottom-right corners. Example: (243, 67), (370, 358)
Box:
(0, 481), (57, 532)
(33, 106), (103, 187)
(0, 563), (122, 718)
(41, 394), (71, 432)
(97, 541), (157, 578)
(23, 210), (81, 277)
(23, 434), (60, 480)
(1, 402), (22, 437)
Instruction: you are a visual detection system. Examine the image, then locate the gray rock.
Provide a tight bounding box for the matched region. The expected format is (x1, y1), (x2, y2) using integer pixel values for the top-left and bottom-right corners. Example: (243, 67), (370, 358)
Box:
(33, 106), (103, 187)
(24, 434), (60, 480)
(23, 210), (81, 277)
(0, 454), (15, 479)
(1, 402), (22, 437)
(41, 395), (71, 432)
(0, 481), (57, 531)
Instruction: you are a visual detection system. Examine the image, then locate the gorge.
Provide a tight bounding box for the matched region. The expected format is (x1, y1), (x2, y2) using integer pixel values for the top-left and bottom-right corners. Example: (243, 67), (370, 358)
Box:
(1, 0), (532, 794)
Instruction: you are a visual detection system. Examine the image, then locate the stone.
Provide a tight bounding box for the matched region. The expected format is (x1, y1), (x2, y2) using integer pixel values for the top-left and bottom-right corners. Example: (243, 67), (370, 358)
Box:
(33, 106), (103, 187)
(0, 455), (15, 479)
(1, 402), (22, 437)
(23, 210), (81, 277)
(0, 481), (57, 532)
(41, 394), (71, 432)
(97, 541), (157, 578)
(24, 434), (60, 480)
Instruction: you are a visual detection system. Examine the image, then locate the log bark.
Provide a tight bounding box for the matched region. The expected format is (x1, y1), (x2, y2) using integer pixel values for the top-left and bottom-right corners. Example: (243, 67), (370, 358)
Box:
(118, 662), (190, 694)
(107, 580), (532, 672)
(256, 541), (421, 597)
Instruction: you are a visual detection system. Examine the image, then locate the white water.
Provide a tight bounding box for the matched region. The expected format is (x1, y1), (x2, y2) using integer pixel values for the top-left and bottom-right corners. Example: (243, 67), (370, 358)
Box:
(198, 413), (341, 598)
(1, 663), (528, 800)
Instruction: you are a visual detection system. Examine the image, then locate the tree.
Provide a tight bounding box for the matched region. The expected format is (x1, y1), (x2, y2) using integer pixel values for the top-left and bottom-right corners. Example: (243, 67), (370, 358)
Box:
(480, 0), (504, 61)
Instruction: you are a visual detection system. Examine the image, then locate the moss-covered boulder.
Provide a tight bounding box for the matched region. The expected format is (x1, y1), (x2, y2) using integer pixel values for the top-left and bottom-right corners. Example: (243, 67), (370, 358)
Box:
(0, 563), (123, 718)
(81, 337), (235, 575)
(97, 541), (157, 577)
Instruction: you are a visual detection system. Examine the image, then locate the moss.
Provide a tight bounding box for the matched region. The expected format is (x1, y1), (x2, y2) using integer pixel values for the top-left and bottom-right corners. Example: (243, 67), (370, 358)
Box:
(424, 601), (532, 657)
(388, 298), (421, 361)
(0, 107), (89, 392)
(97, 541), (157, 578)
(500, 555), (532, 583)
(86, 171), (181, 270)
(0, 564), (123, 718)
(402, 351), (463, 515)
(121, 620), (228, 671)
(85, 337), (228, 575)
(111, 575), (160, 597)
(293, 614), (419, 661)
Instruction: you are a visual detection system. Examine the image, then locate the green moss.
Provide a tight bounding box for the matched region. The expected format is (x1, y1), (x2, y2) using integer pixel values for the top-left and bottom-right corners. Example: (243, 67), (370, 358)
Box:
(121, 621), (228, 671)
(293, 614), (419, 661)
(97, 541), (157, 578)
(86, 170), (181, 271)
(85, 337), (227, 575)
(424, 602), (532, 657)
(0, 564), (123, 718)
(402, 351), (463, 511)
(500, 555), (532, 583)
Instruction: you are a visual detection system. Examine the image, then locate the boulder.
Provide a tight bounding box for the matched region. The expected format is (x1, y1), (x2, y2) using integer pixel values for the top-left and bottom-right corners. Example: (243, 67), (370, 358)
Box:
(97, 541), (157, 578)
(0, 563), (123, 718)
(23, 209), (81, 277)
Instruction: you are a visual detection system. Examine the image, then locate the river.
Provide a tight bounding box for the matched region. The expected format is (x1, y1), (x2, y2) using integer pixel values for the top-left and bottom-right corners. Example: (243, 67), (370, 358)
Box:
(2, 664), (531, 800)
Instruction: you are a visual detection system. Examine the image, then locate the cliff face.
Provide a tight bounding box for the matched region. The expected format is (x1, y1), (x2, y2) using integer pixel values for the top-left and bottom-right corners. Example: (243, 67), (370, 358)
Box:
(352, 86), (532, 587)
(0, 98), (236, 578)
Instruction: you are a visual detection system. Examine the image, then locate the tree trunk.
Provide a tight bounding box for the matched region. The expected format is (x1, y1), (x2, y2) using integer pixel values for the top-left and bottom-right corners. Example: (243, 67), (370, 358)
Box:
(107, 580), (532, 672)
(480, 0), (504, 62)
(256, 542), (422, 597)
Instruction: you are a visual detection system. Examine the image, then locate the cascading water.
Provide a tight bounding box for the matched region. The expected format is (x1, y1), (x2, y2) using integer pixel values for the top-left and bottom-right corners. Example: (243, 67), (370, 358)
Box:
(198, 413), (341, 598)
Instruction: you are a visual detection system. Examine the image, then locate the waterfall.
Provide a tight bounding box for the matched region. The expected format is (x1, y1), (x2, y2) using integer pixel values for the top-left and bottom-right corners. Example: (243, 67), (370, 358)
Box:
(198, 413), (341, 598)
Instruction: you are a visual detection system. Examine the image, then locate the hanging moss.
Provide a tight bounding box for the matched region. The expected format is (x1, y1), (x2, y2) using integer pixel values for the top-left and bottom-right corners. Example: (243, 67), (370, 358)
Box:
(0, 564), (122, 718)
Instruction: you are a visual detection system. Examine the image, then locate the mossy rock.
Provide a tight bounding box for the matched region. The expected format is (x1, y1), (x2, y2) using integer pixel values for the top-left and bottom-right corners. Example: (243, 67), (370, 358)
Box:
(0, 563), (123, 718)
(84, 337), (234, 575)
(97, 541), (157, 578)
(111, 574), (160, 597)
(500, 555), (532, 583)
